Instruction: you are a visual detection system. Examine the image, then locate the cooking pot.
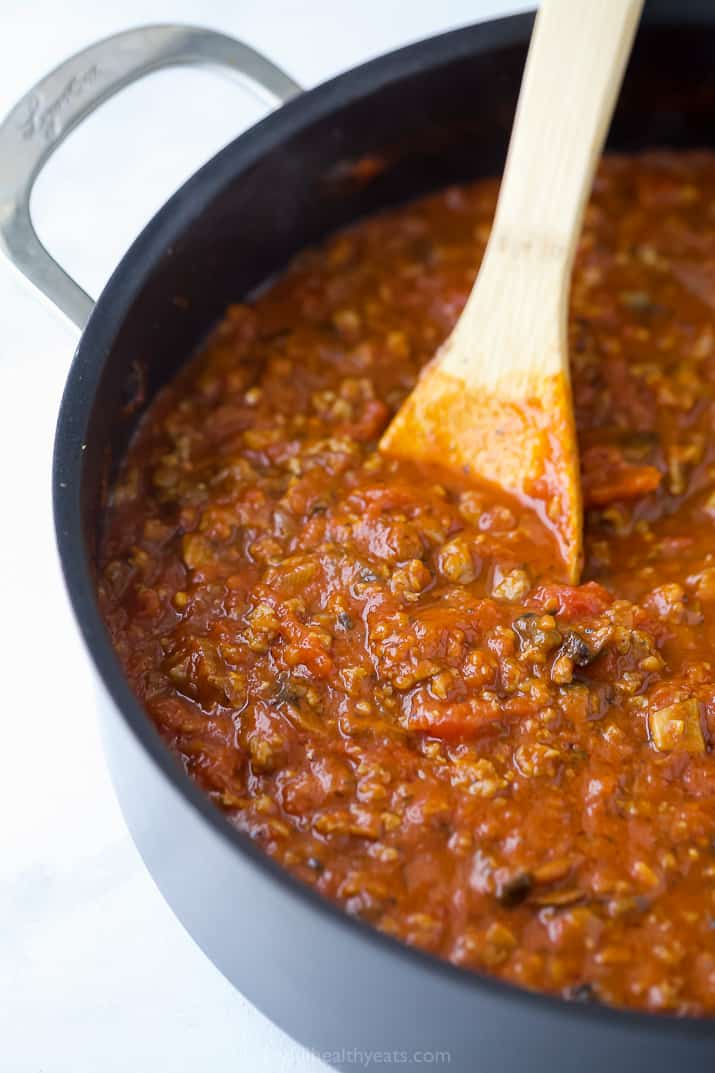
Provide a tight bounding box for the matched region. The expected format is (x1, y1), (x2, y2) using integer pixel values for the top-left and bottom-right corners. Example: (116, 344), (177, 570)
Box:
(2, 6), (715, 1071)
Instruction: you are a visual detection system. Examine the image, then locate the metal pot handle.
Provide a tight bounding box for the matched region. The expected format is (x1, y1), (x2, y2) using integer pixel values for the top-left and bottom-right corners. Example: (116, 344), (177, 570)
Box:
(0, 24), (302, 329)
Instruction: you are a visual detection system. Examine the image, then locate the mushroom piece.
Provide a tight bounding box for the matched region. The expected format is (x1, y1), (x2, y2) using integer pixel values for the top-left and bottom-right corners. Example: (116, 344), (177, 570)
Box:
(648, 698), (705, 753)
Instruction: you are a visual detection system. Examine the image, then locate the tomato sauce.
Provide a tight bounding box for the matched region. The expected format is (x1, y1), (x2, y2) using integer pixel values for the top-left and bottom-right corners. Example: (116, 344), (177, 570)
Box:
(100, 152), (715, 1014)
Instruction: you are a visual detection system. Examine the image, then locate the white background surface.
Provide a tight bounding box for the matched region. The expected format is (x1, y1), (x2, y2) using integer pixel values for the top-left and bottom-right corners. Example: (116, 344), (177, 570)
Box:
(0, 2), (527, 1070)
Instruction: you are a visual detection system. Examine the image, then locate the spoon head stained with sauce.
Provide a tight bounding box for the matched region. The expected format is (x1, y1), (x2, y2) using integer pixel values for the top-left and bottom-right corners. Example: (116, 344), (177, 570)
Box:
(380, 357), (583, 582)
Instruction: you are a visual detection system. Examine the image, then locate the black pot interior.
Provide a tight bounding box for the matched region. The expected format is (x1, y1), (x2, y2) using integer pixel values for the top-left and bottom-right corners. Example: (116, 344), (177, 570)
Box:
(78, 9), (715, 557)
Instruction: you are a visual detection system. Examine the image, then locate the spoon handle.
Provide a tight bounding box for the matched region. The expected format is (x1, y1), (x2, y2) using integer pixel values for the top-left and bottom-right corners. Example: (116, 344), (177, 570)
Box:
(442, 0), (643, 389)
(495, 0), (643, 268)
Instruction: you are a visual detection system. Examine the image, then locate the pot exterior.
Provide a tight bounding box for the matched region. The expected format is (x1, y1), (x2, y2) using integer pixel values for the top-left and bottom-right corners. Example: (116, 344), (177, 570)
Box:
(56, 6), (715, 1070)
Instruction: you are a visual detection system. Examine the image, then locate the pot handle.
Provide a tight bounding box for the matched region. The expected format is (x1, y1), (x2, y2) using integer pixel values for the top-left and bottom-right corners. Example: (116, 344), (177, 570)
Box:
(0, 24), (302, 329)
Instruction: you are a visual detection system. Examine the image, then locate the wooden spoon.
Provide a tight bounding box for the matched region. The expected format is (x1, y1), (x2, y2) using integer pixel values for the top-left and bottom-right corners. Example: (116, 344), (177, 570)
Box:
(380, 0), (644, 582)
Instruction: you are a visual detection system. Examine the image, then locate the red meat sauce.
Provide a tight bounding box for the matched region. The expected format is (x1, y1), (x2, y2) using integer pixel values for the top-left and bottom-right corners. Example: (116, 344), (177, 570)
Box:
(100, 152), (715, 1014)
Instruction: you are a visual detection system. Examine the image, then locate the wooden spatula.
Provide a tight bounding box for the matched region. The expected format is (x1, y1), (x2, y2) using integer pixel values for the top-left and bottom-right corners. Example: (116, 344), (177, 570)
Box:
(380, 0), (644, 582)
